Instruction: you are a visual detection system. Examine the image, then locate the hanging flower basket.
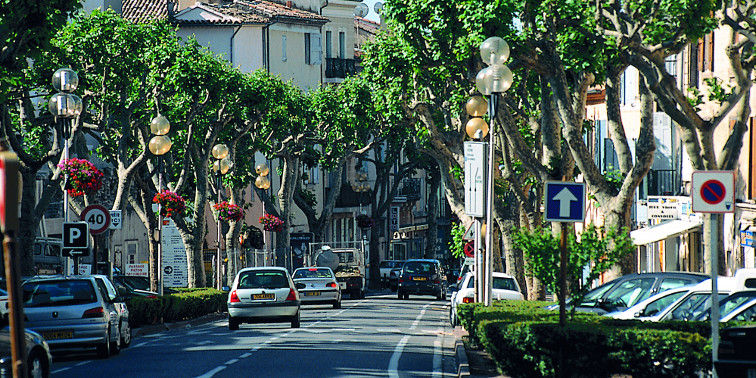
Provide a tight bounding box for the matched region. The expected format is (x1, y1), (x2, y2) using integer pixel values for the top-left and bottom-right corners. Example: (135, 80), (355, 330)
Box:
(58, 158), (104, 197)
(259, 213), (284, 232)
(356, 214), (373, 229)
(214, 201), (244, 222)
(152, 190), (186, 218)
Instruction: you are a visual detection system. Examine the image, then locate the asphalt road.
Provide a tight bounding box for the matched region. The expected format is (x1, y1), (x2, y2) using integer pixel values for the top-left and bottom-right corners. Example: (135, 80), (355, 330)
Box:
(50, 293), (456, 377)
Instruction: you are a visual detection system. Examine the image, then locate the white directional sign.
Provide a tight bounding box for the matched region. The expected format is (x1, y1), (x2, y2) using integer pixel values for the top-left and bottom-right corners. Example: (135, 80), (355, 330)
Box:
(81, 204), (111, 234)
(464, 142), (487, 217)
(162, 218), (189, 287)
(109, 210), (122, 230)
(691, 171), (735, 213)
(544, 181), (586, 222)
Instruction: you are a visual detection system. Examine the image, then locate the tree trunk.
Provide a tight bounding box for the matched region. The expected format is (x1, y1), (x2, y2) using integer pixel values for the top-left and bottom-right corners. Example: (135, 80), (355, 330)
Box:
(702, 213), (726, 275)
(18, 169), (40, 275)
(276, 155), (300, 269)
(369, 223), (381, 289)
(424, 168), (440, 259)
(225, 220), (242, 286)
(499, 218), (526, 294)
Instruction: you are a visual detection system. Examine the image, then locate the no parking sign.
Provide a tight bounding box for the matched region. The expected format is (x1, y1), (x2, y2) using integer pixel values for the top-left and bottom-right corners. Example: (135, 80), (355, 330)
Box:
(691, 171), (734, 213)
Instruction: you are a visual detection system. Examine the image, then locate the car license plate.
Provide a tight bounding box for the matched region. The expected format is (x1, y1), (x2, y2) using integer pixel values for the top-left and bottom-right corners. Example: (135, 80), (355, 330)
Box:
(413, 277), (427, 281)
(304, 291), (320, 296)
(252, 293), (275, 300)
(41, 330), (73, 340)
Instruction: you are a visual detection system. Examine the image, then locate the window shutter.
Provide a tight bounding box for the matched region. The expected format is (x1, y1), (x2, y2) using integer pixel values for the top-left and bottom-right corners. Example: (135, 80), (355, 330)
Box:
(707, 32), (715, 72)
(697, 38), (704, 72)
(282, 35), (287, 62)
(311, 33), (322, 65)
(304, 33), (311, 64)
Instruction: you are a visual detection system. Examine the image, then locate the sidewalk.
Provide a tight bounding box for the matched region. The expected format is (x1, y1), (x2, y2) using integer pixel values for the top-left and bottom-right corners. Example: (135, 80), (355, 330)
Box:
(453, 326), (507, 378)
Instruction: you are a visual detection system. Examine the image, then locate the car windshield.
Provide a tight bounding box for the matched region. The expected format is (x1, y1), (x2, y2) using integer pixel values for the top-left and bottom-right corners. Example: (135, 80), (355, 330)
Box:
(403, 262), (436, 275)
(118, 276), (150, 291)
(494, 277), (518, 291)
(669, 292), (728, 320)
(720, 292), (756, 317)
(238, 270), (289, 289)
(602, 278), (655, 308)
(22, 280), (98, 307)
(293, 268), (333, 279)
(641, 291), (686, 317)
(578, 280), (616, 306)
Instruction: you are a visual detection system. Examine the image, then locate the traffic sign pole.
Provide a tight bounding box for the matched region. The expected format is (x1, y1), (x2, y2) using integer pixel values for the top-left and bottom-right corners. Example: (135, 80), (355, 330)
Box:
(559, 223), (567, 327)
(709, 214), (719, 378)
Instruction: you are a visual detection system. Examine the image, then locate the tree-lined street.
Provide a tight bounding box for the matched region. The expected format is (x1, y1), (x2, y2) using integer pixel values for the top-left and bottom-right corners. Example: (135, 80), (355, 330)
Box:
(51, 296), (455, 378)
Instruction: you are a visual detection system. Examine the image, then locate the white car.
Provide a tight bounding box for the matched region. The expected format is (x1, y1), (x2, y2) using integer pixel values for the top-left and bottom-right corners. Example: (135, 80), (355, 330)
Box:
(292, 267), (342, 308)
(721, 297), (756, 322)
(227, 267), (301, 330)
(607, 285), (694, 320)
(449, 272), (523, 326)
(637, 277), (736, 322)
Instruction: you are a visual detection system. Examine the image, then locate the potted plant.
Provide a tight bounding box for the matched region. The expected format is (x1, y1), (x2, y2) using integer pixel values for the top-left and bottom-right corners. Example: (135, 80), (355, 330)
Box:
(214, 201), (244, 222)
(259, 213), (284, 232)
(152, 190), (186, 218)
(58, 158), (104, 197)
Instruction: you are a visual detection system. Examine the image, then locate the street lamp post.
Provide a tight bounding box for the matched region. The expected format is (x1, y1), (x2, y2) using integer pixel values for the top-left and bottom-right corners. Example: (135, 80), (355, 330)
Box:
(474, 37), (513, 306)
(148, 115), (172, 296)
(48, 68), (83, 274)
(212, 143), (232, 290)
(254, 163), (271, 267)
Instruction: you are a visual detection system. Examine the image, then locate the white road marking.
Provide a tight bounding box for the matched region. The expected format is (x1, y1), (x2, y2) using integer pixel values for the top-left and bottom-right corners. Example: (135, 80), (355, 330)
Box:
(432, 328), (442, 378)
(51, 367), (71, 374)
(225, 358), (239, 365)
(239, 352), (252, 358)
(389, 304), (431, 377)
(74, 361), (89, 367)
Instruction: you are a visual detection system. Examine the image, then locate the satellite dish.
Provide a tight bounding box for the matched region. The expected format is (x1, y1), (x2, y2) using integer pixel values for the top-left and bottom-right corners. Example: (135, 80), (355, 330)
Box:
(315, 248), (339, 271)
(374, 2), (383, 14)
(354, 3), (369, 18)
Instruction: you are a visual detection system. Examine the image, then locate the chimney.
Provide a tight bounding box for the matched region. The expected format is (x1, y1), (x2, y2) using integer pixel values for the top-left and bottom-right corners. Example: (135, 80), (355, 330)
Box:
(286, 1), (292, 7)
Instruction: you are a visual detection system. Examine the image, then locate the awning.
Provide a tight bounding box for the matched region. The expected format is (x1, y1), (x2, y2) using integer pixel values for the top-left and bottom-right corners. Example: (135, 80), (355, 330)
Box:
(630, 219), (703, 246)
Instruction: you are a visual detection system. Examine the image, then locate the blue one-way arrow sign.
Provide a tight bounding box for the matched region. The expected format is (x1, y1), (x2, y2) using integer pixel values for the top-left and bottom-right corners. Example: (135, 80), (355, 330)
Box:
(545, 181), (586, 222)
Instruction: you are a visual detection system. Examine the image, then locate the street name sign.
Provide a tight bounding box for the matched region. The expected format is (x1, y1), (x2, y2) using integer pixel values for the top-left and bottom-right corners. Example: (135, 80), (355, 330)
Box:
(81, 204), (111, 234)
(691, 171), (734, 213)
(741, 230), (755, 247)
(109, 210), (122, 230)
(544, 181), (586, 222)
(464, 142), (487, 217)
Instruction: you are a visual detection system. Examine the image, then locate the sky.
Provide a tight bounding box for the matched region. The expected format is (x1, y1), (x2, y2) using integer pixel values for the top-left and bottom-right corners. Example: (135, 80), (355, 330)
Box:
(360, 0), (382, 23)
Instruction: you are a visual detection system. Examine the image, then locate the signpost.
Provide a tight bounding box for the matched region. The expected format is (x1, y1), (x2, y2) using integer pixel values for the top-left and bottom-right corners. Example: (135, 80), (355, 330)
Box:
(109, 210), (122, 230)
(691, 170), (735, 378)
(464, 142), (487, 217)
(544, 181), (586, 326)
(81, 204), (111, 235)
(741, 230), (755, 248)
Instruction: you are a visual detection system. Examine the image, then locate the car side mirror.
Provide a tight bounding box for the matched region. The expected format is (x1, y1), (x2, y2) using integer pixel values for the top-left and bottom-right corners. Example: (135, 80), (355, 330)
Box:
(295, 283), (306, 290)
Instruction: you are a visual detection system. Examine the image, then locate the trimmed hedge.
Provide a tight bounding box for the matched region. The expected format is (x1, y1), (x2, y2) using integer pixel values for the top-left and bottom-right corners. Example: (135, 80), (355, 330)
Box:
(127, 288), (227, 327)
(459, 301), (712, 377)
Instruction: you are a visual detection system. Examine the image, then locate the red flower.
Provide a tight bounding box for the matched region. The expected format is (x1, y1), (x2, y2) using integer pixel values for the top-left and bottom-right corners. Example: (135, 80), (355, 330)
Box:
(58, 158), (104, 197)
(259, 213), (284, 232)
(214, 201), (244, 222)
(152, 190), (185, 218)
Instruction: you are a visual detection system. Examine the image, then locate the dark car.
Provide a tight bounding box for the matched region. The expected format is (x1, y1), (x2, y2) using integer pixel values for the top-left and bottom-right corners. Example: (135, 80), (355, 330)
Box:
(558, 272), (709, 314)
(397, 259), (446, 300)
(715, 325), (756, 377)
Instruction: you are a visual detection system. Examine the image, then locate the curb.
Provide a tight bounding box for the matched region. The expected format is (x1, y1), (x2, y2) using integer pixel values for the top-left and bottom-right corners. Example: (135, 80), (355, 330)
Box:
(133, 312), (227, 337)
(456, 337), (471, 377)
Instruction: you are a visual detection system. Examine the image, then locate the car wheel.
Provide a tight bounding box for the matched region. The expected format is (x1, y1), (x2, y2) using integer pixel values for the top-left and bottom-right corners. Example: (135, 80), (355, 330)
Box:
(228, 316), (239, 330)
(291, 312), (301, 328)
(27, 348), (48, 378)
(120, 319), (132, 347)
(333, 300), (341, 309)
(97, 328), (111, 359)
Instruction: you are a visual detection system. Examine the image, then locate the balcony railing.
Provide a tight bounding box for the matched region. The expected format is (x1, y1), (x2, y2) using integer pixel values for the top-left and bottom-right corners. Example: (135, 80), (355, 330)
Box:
(325, 58), (357, 79)
(648, 169), (676, 196)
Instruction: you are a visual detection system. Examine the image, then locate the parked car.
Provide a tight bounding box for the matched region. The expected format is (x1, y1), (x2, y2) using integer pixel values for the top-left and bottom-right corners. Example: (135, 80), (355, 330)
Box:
(715, 325), (756, 377)
(607, 285), (694, 320)
(92, 275), (131, 349)
(555, 272), (709, 314)
(450, 272), (523, 326)
(227, 267), (301, 330)
(388, 261), (405, 292)
(292, 267), (341, 309)
(0, 327), (53, 378)
(692, 290), (756, 322)
(379, 261), (400, 288)
(397, 259), (446, 300)
(636, 277), (736, 322)
(21, 275), (128, 358)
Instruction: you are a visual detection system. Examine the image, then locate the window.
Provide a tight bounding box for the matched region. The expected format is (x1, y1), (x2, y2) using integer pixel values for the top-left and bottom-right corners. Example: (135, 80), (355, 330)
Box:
(304, 33), (311, 64)
(698, 32), (714, 72)
(326, 31), (332, 58)
(493, 277), (518, 291)
(734, 303), (756, 321)
(238, 270), (288, 289)
(642, 291), (685, 317)
(282, 35), (287, 62)
(22, 280), (98, 307)
(339, 32), (345, 58)
(658, 278), (691, 292)
(603, 278), (655, 308)
(293, 268), (334, 279)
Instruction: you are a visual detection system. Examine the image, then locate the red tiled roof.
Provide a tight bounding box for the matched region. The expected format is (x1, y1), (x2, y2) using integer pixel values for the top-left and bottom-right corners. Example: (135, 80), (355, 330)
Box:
(235, 0), (328, 23)
(122, 0), (169, 23)
(355, 16), (379, 34)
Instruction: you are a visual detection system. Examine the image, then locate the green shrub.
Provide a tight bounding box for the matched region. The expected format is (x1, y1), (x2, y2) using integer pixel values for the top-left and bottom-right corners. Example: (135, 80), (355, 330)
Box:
(609, 328), (710, 378)
(127, 288), (227, 327)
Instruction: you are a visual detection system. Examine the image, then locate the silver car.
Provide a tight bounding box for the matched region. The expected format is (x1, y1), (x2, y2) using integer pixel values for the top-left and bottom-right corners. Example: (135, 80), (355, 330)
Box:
(227, 267), (301, 330)
(22, 276), (126, 358)
(292, 267), (342, 309)
(0, 327), (53, 378)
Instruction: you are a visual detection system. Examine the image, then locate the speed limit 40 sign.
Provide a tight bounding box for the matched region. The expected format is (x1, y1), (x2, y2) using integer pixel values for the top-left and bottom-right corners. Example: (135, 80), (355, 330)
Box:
(81, 204), (111, 234)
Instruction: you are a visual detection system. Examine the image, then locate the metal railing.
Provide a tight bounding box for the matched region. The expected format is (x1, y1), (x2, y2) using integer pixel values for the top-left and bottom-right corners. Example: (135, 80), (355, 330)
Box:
(325, 58), (357, 78)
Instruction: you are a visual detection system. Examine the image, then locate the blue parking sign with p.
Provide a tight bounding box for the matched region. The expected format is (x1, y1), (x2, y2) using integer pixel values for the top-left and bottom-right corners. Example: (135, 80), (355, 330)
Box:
(544, 181), (585, 222)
